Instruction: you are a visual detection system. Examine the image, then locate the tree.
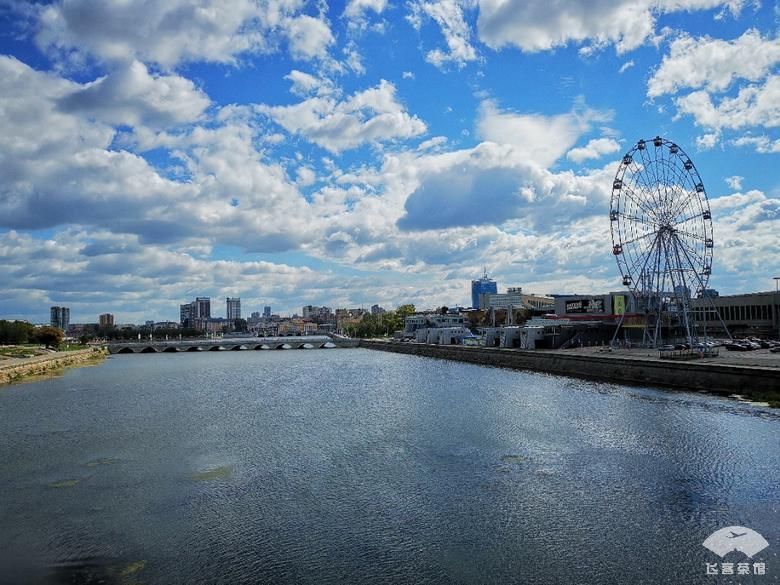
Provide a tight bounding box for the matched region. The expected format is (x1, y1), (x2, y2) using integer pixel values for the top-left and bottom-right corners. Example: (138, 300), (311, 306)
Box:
(395, 304), (415, 320)
(0, 320), (35, 344)
(440, 306), (449, 315)
(34, 326), (64, 349)
(234, 318), (248, 333)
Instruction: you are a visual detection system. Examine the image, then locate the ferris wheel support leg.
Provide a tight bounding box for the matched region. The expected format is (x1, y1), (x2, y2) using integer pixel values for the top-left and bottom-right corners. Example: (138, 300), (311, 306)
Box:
(705, 294), (732, 341)
(675, 235), (732, 341)
(611, 311), (627, 347)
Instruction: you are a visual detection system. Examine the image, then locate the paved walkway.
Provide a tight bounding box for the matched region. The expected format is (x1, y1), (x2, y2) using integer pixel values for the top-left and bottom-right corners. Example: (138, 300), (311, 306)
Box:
(0, 348), (95, 369)
(552, 345), (780, 369)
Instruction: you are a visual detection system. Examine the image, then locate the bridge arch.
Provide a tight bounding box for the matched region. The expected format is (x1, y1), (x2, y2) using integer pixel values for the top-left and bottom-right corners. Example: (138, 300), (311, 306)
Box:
(140, 346), (158, 353)
(117, 347), (135, 354)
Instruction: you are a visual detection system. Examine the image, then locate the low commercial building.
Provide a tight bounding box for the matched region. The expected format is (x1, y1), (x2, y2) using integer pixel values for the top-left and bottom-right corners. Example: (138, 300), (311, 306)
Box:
(691, 291), (780, 338)
(415, 326), (473, 345)
(404, 313), (466, 337)
(554, 292), (635, 318)
(479, 287), (554, 313)
(480, 289), (523, 310)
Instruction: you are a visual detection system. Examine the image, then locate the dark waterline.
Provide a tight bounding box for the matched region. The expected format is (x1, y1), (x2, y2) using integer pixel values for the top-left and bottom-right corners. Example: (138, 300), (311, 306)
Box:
(0, 349), (778, 584)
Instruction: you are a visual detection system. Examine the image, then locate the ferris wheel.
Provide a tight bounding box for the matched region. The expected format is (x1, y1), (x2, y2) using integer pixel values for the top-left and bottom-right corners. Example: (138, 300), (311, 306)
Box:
(610, 136), (714, 347)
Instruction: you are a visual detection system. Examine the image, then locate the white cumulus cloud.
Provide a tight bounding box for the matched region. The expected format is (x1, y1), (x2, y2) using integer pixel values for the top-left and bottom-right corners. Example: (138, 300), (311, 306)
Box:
(408, 0), (478, 68)
(35, 0), (335, 67)
(477, 100), (612, 167)
(648, 29), (780, 98)
(283, 14), (334, 61)
(675, 75), (780, 130)
(475, 0), (746, 55)
(258, 80), (427, 153)
(566, 137), (621, 164)
(57, 60), (210, 129)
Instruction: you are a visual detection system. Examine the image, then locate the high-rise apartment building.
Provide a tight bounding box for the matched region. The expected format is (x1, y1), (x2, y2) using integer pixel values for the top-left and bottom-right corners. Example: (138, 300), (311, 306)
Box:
(226, 297), (241, 320)
(180, 303), (194, 327)
(99, 313), (114, 327)
(195, 297), (211, 319)
(50, 306), (70, 330)
(180, 297), (210, 329)
(263, 306), (271, 318)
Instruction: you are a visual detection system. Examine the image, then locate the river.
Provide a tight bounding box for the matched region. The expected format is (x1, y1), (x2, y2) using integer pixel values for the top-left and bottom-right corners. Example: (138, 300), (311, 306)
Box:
(0, 349), (777, 584)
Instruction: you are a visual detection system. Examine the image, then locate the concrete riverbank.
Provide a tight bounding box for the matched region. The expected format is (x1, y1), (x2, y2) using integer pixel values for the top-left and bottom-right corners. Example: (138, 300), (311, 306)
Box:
(0, 347), (108, 385)
(360, 340), (780, 404)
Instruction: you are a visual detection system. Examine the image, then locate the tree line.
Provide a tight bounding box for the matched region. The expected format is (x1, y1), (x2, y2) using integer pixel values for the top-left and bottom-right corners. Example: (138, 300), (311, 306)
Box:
(342, 305), (416, 338)
(0, 321), (64, 347)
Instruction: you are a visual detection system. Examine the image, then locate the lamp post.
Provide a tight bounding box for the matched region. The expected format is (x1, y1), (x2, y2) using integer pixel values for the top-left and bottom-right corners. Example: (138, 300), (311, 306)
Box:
(775, 278), (780, 339)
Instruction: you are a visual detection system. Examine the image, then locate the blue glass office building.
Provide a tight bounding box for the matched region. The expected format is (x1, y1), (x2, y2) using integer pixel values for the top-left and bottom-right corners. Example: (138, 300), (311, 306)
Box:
(471, 273), (497, 309)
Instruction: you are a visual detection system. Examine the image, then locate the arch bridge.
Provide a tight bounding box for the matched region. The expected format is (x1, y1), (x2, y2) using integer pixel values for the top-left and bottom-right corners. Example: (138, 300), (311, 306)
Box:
(107, 335), (358, 354)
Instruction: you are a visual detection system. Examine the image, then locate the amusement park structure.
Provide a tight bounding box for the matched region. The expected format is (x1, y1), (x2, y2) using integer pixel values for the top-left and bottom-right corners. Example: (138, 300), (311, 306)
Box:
(609, 136), (730, 347)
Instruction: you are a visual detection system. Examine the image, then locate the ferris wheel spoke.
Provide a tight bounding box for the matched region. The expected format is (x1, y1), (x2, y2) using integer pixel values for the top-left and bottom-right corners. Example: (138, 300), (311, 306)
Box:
(627, 248), (655, 284)
(627, 230), (662, 282)
(619, 212), (658, 229)
(621, 229), (657, 247)
(673, 226), (706, 242)
(668, 170), (703, 219)
(675, 234), (708, 269)
(636, 148), (664, 212)
(674, 235), (711, 290)
(672, 210), (705, 228)
(621, 184), (659, 220)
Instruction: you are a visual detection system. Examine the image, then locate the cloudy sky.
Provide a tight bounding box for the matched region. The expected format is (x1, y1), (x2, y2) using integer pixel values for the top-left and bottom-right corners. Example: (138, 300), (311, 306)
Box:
(0, 0), (778, 323)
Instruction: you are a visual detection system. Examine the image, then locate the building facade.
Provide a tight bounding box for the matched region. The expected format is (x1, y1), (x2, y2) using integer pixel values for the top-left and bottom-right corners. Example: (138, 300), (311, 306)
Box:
(471, 271), (497, 309)
(180, 297), (211, 330)
(226, 297), (241, 320)
(691, 291), (779, 338)
(480, 290), (524, 310)
(302, 305), (332, 320)
(180, 303), (193, 327)
(195, 297), (211, 320)
(553, 292), (635, 317)
(263, 306), (271, 318)
(99, 313), (114, 327)
(50, 306), (70, 330)
(404, 313), (466, 336)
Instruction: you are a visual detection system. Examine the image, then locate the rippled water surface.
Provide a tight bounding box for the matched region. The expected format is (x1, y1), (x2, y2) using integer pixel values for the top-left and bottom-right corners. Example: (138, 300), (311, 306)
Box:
(1, 349), (778, 584)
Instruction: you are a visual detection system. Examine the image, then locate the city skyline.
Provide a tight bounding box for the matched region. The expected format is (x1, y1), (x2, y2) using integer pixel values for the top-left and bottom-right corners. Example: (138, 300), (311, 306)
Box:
(1, 1), (779, 323)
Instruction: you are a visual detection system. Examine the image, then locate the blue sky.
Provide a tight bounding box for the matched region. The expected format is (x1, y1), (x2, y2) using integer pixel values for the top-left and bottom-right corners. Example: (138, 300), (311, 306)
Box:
(0, 0), (778, 323)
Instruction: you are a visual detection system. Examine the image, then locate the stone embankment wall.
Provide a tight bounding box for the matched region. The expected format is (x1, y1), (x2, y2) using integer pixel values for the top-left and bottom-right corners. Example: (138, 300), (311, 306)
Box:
(0, 348), (108, 385)
(359, 340), (780, 396)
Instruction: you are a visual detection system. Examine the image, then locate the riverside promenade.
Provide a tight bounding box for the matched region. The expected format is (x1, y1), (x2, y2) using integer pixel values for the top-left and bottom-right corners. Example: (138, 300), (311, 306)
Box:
(0, 347), (107, 385)
(360, 340), (780, 404)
